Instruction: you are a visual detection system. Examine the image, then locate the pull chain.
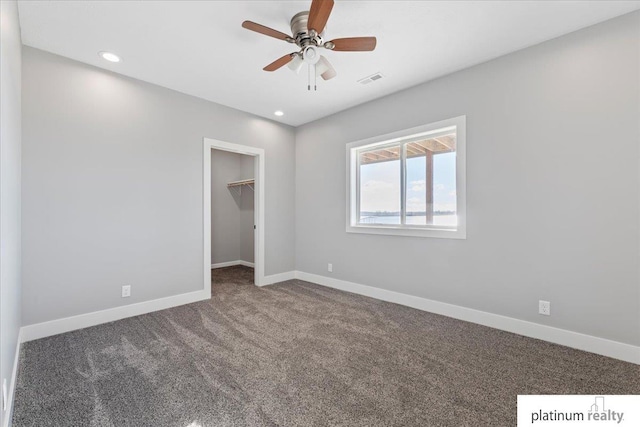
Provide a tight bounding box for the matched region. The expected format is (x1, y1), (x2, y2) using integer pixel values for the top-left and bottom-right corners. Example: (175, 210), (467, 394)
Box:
(307, 64), (317, 91)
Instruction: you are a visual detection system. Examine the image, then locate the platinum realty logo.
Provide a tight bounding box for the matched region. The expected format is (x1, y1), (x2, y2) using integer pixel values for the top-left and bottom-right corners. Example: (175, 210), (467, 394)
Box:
(517, 395), (640, 426)
(529, 397), (623, 423)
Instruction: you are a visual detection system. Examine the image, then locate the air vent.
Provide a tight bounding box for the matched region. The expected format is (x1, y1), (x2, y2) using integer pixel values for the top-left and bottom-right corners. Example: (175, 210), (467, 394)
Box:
(358, 72), (384, 85)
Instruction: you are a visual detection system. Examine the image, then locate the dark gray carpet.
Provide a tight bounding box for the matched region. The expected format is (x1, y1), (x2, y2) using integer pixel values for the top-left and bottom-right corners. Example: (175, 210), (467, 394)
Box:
(13, 266), (639, 426)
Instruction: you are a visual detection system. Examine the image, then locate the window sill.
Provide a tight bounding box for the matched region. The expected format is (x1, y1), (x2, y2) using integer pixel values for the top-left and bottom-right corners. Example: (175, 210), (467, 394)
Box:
(346, 224), (466, 239)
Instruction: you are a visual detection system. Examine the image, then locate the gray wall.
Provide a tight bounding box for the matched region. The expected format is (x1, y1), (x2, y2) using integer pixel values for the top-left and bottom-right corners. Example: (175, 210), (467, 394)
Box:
(295, 12), (640, 346)
(210, 149), (254, 265)
(22, 47), (295, 326)
(0, 1), (22, 425)
(239, 155), (255, 264)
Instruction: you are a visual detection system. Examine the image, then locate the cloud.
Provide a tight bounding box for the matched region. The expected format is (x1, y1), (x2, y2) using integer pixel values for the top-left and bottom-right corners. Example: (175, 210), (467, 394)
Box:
(406, 197), (425, 212)
(361, 179), (400, 211)
(410, 180), (425, 191)
(410, 181), (447, 193)
(434, 203), (456, 212)
(362, 180), (393, 191)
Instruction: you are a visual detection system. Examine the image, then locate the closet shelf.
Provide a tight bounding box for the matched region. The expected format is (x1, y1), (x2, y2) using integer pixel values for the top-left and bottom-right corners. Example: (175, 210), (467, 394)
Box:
(227, 179), (254, 195)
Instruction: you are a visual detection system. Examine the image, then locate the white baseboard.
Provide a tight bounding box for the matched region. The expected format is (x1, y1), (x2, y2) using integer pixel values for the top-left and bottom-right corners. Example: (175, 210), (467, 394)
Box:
(295, 271), (640, 365)
(259, 271), (296, 287)
(2, 329), (22, 427)
(21, 289), (210, 343)
(211, 260), (255, 269)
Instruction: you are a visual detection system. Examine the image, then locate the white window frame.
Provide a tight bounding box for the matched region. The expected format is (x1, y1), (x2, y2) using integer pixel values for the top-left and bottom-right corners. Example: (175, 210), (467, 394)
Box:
(346, 116), (466, 239)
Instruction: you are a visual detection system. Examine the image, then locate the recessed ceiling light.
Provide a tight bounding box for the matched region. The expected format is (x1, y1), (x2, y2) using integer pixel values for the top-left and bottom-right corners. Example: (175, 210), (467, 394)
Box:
(99, 51), (121, 63)
(274, 111), (284, 117)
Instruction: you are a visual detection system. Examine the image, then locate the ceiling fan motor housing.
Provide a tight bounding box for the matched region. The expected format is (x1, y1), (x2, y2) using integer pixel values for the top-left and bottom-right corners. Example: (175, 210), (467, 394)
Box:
(290, 11), (324, 48)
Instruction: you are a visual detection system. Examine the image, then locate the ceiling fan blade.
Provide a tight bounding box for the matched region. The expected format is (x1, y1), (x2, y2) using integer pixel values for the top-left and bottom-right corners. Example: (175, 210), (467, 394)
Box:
(328, 37), (377, 51)
(318, 56), (337, 80)
(263, 53), (295, 71)
(308, 0), (334, 34)
(242, 21), (291, 41)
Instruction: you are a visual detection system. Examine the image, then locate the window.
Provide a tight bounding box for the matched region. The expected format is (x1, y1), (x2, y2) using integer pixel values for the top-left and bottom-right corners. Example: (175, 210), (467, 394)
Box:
(347, 116), (466, 239)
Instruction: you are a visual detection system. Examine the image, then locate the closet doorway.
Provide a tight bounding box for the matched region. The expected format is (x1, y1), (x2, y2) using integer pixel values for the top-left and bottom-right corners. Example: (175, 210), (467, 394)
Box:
(203, 138), (265, 292)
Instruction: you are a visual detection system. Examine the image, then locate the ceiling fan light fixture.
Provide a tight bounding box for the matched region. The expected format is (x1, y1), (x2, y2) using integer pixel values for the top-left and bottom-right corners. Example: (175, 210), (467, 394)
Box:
(316, 55), (329, 75)
(321, 68), (337, 81)
(302, 46), (320, 65)
(98, 51), (121, 63)
(288, 55), (304, 74)
(316, 55), (337, 80)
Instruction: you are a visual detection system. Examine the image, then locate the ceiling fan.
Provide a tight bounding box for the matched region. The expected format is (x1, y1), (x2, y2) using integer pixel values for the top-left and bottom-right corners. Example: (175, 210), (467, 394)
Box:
(242, 0), (377, 90)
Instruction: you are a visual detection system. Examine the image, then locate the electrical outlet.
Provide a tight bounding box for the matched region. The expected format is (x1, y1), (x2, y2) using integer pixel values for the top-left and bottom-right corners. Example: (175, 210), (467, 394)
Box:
(122, 285), (131, 298)
(539, 300), (551, 316)
(3, 378), (7, 411)
(328, 263), (333, 273)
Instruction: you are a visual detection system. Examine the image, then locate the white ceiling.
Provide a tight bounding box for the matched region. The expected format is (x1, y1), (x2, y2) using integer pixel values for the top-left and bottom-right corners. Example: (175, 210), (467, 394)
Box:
(17, 1), (640, 127)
